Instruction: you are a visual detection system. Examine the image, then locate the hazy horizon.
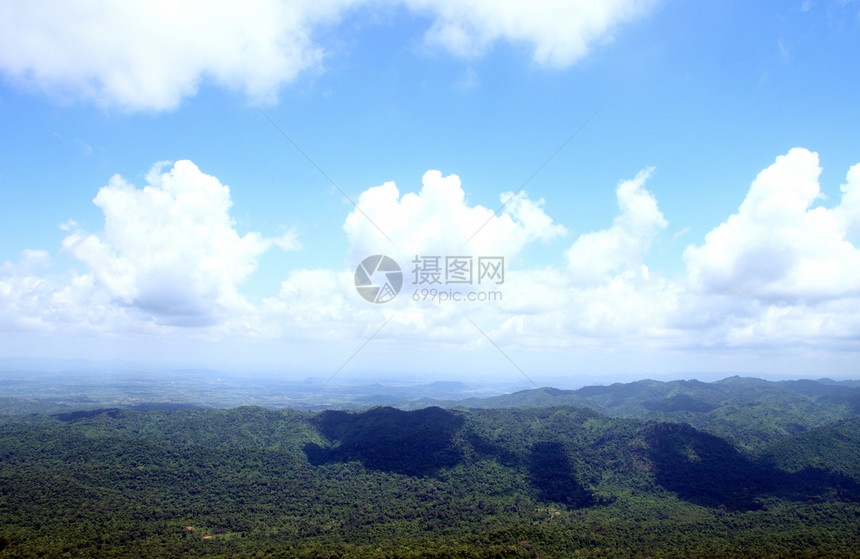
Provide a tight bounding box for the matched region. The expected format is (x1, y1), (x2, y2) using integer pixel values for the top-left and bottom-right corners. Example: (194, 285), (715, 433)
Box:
(1, 356), (855, 389)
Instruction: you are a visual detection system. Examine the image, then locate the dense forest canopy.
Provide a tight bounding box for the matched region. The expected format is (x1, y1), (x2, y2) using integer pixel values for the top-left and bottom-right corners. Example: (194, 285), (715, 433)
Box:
(1, 377), (859, 557)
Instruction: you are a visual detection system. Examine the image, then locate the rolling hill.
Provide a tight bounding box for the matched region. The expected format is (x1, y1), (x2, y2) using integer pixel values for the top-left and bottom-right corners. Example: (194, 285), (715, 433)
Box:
(402, 376), (860, 450)
(2, 398), (859, 557)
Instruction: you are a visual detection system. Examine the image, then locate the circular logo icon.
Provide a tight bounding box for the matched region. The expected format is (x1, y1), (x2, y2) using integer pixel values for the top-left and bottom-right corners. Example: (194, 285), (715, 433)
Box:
(354, 255), (403, 303)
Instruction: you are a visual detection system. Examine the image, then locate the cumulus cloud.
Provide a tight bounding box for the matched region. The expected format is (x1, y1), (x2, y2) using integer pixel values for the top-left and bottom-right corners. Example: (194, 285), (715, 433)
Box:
(255, 169), (567, 343)
(4, 149), (860, 371)
(62, 160), (298, 326)
(484, 168), (674, 349)
(0, 0), (658, 111)
(498, 151), (860, 353)
(835, 162), (860, 243)
(343, 170), (566, 264)
(565, 168), (667, 284)
(684, 148), (860, 301)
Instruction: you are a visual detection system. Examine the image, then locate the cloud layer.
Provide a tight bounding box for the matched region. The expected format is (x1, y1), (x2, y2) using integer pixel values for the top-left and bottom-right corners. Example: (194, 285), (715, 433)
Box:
(2, 147), (860, 372)
(0, 0), (658, 110)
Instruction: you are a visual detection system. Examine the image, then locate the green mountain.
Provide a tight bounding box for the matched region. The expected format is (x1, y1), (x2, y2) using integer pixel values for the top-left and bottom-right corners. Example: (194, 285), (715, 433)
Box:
(760, 416), (860, 481)
(1, 401), (859, 557)
(403, 376), (860, 451)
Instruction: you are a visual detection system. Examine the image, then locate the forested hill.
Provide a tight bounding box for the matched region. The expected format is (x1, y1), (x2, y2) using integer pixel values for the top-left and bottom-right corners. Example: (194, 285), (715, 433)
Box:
(402, 376), (860, 450)
(2, 403), (860, 557)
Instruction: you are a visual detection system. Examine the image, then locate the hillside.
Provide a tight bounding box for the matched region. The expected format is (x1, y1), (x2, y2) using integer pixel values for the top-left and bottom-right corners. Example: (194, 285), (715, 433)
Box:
(403, 377), (860, 450)
(1, 404), (859, 557)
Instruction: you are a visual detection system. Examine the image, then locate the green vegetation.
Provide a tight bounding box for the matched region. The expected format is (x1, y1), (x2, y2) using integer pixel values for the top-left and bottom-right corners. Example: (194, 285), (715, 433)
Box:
(409, 376), (860, 451)
(1, 389), (859, 557)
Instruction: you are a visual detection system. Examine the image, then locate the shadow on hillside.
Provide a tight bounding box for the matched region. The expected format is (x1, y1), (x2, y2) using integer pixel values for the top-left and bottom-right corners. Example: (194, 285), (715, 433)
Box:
(463, 432), (520, 466)
(303, 406), (464, 476)
(644, 423), (860, 510)
(528, 441), (595, 508)
(52, 408), (123, 423)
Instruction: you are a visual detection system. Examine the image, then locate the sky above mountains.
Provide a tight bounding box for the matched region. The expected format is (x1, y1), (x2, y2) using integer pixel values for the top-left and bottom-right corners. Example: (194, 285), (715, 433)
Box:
(1, 1), (859, 384)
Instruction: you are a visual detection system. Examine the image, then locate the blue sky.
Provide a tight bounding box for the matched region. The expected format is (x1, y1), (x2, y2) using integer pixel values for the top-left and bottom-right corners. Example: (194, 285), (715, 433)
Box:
(1, 0), (859, 385)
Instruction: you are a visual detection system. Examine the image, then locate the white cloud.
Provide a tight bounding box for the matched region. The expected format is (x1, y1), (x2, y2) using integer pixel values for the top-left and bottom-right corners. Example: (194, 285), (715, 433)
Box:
(722, 300), (860, 349)
(0, 250), (53, 330)
(565, 168), (667, 285)
(0, 250), (111, 333)
(488, 167), (675, 349)
(0, 0), (360, 111)
(62, 160), (298, 326)
(497, 152), (860, 354)
(834, 161), (860, 242)
(256, 169), (567, 344)
(0, 0), (659, 111)
(405, 0), (658, 67)
(4, 150), (860, 374)
(343, 169), (566, 265)
(684, 148), (860, 301)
